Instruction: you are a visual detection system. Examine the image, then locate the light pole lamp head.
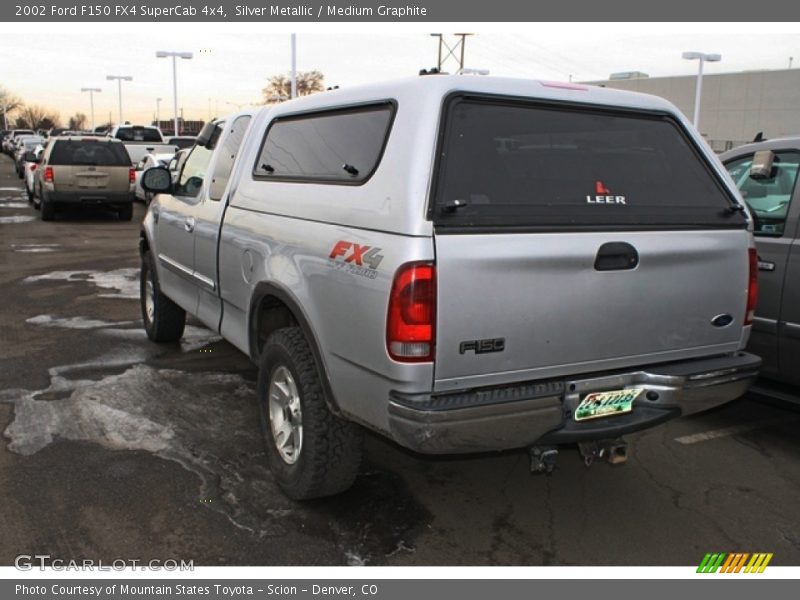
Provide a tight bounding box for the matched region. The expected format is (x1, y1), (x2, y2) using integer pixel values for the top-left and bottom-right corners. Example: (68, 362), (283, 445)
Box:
(156, 50), (193, 59)
(81, 87), (101, 92)
(682, 51), (722, 62)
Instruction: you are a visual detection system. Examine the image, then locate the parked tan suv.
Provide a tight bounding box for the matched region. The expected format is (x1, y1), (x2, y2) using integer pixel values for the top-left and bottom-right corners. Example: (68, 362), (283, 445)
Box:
(33, 136), (135, 221)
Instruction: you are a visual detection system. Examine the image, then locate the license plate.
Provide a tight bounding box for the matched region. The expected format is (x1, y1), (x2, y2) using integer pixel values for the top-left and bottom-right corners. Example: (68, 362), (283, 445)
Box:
(574, 388), (642, 422)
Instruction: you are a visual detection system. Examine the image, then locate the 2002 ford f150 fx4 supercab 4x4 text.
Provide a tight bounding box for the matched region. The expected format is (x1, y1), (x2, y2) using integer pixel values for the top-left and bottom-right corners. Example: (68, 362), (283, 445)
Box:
(138, 75), (761, 499)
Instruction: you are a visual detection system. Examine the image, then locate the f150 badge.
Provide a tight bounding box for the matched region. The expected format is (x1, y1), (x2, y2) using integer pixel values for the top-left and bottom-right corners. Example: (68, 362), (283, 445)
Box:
(328, 240), (384, 279)
(459, 338), (506, 354)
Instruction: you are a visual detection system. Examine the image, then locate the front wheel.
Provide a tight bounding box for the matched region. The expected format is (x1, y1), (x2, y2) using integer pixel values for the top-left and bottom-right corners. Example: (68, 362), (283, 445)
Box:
(258, 327), (363, 500)
(140, 251), (186, 342)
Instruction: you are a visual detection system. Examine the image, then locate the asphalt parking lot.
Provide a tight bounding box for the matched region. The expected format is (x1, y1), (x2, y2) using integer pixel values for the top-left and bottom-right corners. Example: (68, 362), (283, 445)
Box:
(1, 153), (799, 567)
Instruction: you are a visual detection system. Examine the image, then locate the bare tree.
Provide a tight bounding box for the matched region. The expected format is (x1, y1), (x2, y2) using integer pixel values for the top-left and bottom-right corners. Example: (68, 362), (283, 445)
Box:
(262, 70), (325, 103)
(68, 113), (88, 130)
(0, 87), (23, 127)
(14, 104), (61, 130)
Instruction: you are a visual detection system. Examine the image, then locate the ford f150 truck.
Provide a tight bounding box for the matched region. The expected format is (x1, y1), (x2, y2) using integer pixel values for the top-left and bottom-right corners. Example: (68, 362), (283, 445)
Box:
(138, 75), (761, 499)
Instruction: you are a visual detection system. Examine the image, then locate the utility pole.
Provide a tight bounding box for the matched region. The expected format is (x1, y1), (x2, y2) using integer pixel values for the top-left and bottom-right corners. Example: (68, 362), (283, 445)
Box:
(291, 34), (297, 99)
(430, 33), (473, 73)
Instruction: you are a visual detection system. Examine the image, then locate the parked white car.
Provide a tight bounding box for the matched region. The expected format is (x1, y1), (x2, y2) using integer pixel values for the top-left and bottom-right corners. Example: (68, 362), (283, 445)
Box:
(23, 144), (44, 201)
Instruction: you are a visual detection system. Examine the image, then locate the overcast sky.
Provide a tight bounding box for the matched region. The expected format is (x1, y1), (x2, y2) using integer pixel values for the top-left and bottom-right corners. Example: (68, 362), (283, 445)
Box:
(1, 22), (798, 126)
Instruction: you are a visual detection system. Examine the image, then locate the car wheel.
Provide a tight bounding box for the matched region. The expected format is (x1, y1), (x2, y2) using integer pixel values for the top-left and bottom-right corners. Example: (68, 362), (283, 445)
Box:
(26, 184), (33, 203)
(118, 204), (133, 221)
(140, 250), (186, 342)
(257, 327), (363, 500)
(40, 200), (55, 221)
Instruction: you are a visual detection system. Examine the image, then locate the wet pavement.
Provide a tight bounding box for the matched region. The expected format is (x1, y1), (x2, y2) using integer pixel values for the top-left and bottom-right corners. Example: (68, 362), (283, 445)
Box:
(1, 154), (799, 566)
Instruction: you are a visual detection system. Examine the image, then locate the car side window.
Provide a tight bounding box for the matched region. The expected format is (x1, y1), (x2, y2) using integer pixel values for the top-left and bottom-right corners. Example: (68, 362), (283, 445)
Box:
(175, 124), (223, 198)
(209, 115), (252, 201)
(725, 151), (800, 236)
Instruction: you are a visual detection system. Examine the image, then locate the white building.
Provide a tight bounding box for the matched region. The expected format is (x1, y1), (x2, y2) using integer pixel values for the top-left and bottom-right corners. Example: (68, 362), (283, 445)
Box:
(588, 69), (800, 152)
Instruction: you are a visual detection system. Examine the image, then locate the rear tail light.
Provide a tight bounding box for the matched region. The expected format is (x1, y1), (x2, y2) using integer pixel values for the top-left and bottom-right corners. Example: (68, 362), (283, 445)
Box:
(30, 165), (37, 171)
(387, 262), (436, 362)
(129, 168), (136, 184)
(44, 166), (54, 183)
(745, 247), (758, 326)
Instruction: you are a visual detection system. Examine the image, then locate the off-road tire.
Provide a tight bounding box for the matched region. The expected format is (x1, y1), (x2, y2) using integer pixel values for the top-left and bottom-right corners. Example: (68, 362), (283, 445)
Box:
(140, 250), (186, 342)
(258, 327), (363, 500)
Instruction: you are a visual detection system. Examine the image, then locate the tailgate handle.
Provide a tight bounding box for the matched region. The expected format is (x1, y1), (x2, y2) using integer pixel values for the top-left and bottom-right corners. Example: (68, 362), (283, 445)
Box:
(594, 242), (639, 271)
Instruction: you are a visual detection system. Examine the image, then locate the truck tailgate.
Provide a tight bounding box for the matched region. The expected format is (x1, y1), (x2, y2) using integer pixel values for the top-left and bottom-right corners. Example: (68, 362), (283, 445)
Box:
(434, 229), (749, 389)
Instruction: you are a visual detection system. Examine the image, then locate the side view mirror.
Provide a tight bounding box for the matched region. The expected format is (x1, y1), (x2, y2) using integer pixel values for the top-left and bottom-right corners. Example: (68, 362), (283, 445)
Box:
(141, 166), (173, 193)
(750, 150), (775, 180)
(196, 121), (215, 147)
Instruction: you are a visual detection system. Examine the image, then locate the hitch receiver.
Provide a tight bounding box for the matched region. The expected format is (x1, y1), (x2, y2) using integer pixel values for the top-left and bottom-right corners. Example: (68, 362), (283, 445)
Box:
(578, 438), (629, 467)
(529, 446), (559, 474)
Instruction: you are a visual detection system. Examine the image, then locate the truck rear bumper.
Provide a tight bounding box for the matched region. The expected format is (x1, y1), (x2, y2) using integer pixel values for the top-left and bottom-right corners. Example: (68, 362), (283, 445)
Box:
(387, 352), (761, 454)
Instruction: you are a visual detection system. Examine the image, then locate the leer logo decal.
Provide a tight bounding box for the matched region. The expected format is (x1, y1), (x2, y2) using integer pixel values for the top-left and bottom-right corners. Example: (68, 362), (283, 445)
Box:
(587, 180), (626, 204)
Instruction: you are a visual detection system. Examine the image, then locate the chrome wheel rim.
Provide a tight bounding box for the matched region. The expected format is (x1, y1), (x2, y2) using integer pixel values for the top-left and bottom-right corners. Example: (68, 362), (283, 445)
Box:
(268, 365), (303, 464)
(144, 272), (155, 323)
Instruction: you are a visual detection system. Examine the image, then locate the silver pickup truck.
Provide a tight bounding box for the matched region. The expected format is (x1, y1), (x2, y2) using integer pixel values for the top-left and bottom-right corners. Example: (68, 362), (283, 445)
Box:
(138, 75), (761, 499)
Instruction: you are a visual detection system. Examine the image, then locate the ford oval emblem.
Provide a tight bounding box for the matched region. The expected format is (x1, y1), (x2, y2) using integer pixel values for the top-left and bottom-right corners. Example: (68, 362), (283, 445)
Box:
(711, 313), (734, 328)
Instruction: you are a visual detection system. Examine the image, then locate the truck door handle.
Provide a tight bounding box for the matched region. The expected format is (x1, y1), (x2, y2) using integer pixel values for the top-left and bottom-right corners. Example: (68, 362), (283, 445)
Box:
(594, 242), (639, 271)
(184, 217), (195, 232)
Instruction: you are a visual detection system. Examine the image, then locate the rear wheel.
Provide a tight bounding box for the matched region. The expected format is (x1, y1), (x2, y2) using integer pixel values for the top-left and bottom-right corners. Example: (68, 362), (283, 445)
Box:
(140, 250), (186, 342)
(257, 327), (363, 500)
(118, 204), (133, 221)
(40, 199), (55, 221)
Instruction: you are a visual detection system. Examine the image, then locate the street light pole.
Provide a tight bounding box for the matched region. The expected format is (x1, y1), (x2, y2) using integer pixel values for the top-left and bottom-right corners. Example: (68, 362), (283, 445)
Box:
(106, 75), (132, 124)
(291, 34), (297, 99)
(156, 97), (162, 127)
(682, 51), (721, 131)
(80, 87), (102, 131)
(156, 50), (193, 136)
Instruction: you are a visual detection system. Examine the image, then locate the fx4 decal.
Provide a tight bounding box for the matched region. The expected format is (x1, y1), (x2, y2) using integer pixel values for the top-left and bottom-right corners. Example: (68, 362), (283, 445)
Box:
(328, 240), (385, 279)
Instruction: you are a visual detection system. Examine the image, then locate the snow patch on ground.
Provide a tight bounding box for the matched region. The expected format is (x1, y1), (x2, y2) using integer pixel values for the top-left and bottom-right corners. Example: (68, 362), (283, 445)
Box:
(0, 215), (35, 224)
(26, 314), (135, 330)
(0, 202), (30, 209)
(24, 268), (140, 299)
(11, 243), (60, 253)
